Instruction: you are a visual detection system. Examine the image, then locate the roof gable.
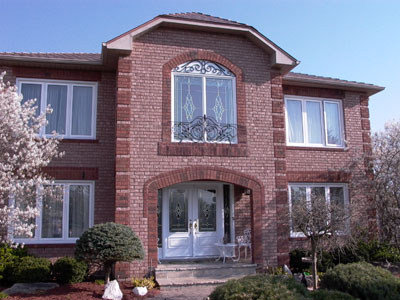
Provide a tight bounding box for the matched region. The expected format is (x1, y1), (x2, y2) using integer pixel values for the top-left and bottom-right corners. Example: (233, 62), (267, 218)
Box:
(104, 12), (299, 72)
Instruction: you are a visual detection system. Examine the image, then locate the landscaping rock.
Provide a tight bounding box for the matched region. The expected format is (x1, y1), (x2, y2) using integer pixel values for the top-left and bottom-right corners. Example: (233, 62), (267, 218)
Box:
(133, 286), (148, 296)
(102, 280), (123, 300)
(2, 282), (59, 295)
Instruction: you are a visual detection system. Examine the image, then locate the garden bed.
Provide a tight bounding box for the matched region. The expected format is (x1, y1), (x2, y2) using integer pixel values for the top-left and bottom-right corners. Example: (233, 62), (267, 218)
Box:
(2, 282), (159, 300)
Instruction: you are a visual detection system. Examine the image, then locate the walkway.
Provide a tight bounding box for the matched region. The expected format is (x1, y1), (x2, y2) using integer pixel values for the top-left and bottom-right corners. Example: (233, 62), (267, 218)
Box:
(152, 285), (216, 300)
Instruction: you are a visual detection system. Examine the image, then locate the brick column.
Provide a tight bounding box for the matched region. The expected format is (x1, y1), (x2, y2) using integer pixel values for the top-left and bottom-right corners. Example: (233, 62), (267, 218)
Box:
(270, 71), (290, 266)
(115, 57), (132, 279)
(359, 95), (377, 235)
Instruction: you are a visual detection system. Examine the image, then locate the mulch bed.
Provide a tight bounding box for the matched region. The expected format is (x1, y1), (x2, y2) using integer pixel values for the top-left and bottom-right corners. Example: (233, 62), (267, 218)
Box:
(2, 282), (160, 300)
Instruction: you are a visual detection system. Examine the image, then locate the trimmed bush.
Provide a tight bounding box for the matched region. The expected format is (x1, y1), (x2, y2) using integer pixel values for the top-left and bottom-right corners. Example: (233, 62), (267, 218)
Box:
(7, 256), (51, 283)
(321, 262), (400, 300)
(311, 289), (356, 300)
(209, 274), (308, 300)
(52, 257), (87, 284)
(75, 222), (144, 283)
(0, 244), (28, 281)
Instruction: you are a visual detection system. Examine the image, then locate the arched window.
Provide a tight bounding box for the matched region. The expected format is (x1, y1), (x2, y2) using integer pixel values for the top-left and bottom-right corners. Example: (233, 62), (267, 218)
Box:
(172, 60), (237, 143)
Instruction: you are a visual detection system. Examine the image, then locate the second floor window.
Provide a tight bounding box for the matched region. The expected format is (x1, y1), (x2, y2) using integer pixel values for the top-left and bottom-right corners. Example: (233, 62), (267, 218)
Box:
(285, 96), (344, 147)
(17, 79), (97, 139)
(172, 60), (237, 143)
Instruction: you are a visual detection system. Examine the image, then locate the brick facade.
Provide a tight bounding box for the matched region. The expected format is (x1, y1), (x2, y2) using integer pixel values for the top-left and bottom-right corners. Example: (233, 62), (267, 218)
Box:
(1, 15), (380, 279)
(0, 65), (116, 259)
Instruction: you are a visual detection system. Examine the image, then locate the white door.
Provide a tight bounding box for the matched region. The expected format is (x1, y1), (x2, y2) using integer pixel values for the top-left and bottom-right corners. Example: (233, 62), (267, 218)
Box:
(162, 183), (223, 259)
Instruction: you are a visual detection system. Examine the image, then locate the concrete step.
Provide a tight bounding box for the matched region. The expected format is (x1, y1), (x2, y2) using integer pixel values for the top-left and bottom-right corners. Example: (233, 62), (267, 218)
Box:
(155, 263), (256, 287)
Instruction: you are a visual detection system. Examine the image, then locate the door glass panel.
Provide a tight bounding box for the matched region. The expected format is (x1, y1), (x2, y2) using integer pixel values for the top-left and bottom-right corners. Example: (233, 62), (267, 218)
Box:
(169, 189), (188, 232)
(198, 189), (217, 232)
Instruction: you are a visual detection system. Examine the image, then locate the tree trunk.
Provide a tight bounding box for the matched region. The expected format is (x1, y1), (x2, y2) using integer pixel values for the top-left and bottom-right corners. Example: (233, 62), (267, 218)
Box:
(104, 262), (112, 284)
(311, 238), (318, 290)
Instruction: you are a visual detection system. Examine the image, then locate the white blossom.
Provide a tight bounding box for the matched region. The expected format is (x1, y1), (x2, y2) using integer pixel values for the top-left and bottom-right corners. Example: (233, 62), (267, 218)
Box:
(0, 72), (61, 243)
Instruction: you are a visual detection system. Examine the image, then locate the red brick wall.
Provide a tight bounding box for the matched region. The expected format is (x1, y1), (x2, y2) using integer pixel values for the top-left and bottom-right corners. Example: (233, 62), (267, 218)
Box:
(283, 85), (373, 250)
(0, 65), (116, 257)
(114, 27), (279, 277)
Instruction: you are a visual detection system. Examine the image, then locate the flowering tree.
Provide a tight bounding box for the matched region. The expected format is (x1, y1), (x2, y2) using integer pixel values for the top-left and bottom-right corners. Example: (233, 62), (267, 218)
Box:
(0, 72), (61, 242)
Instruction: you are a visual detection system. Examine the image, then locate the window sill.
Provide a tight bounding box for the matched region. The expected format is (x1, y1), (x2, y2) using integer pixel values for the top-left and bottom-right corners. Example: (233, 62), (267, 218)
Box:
(61, 139), (99, 144)
(158, 142), (248, 157)
(24, 243), (76, 248)
(286, 146), (347, 152)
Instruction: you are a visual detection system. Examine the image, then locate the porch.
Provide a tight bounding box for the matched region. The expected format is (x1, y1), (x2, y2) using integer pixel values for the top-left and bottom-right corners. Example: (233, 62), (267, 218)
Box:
(155, 261), (257, 288)
(157, 181), (253, 262)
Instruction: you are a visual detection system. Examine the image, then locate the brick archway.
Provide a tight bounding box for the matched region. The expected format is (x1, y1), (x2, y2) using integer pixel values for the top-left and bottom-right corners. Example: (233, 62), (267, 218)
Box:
(144, 166), (264, 266)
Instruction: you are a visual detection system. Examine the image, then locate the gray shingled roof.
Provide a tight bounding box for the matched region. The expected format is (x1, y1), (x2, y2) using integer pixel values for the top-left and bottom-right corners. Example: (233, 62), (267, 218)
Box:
(161, 12), (248, 27)
(0, 52), (102, 63)
(284, 72), (384, 92)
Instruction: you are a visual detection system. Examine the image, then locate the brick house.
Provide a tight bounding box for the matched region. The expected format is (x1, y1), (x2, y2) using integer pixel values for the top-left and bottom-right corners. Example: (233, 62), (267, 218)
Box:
(0, 13), (383, 278)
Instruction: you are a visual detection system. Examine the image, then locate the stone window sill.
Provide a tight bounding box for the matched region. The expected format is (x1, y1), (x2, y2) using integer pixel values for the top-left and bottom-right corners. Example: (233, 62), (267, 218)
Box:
(158, 142), (247, 157)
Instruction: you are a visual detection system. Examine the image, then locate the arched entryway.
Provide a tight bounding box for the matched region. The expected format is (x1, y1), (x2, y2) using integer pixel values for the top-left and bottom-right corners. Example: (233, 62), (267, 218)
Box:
(143, 166), (264, 267)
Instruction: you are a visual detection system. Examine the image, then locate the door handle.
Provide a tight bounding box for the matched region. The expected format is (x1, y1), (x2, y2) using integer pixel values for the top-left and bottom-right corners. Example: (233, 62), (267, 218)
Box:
(189, 220), (193, 234)
(193, 220), (198, 234)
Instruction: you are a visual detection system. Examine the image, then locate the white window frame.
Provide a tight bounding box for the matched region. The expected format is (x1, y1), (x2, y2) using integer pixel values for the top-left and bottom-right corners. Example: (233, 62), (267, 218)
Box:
(288, 183), (349, 238)
(12, 181), (95, 244)
(284, 95), (345, 148)
(171, 68), (237, 144)
(16, 78), (98, 140)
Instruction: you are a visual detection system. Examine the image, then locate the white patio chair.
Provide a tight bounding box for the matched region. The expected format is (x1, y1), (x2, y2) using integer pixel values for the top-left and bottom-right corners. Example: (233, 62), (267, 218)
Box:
(236, 229), (251, 260)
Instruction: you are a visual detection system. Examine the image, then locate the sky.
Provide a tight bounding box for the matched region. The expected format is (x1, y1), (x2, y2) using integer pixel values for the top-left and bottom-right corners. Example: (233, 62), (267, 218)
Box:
(1, 0), (398, 133)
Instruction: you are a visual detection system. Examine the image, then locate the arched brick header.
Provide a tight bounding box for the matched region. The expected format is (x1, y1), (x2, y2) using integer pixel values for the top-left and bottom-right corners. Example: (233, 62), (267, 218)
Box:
(161, 50), (247, 145)
(144, 166), (264, 266)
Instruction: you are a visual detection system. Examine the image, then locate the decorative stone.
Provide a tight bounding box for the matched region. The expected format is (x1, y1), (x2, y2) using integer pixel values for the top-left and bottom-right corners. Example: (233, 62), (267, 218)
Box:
(283, 264), (293, 276)
(102, 280), (123, 300)
(133, 286), (148, 296)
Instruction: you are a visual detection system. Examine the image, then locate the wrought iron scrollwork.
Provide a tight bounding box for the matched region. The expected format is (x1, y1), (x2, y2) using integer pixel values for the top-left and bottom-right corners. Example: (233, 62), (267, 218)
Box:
(173, 60), (234, 77)
(173, 115), (237, 143)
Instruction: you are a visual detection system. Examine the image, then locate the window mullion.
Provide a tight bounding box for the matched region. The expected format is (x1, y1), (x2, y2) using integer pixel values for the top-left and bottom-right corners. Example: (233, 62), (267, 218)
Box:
(63, 184), (69, 240)
(41, 84), (47, 136)
(203, 77), (207, 141)
(66, 85), (73, 138)
(323, 101), (329, 146)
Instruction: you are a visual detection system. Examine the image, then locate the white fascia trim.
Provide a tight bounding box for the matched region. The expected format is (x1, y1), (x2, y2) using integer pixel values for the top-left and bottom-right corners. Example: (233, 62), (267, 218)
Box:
(105, 18), (298, 67)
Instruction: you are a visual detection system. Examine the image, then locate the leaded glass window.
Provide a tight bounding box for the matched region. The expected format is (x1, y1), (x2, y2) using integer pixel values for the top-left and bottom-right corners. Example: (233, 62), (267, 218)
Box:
(172, 60), (237, 143)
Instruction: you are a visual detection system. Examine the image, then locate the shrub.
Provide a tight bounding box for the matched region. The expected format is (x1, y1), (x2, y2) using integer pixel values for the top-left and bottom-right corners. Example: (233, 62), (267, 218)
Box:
(0, 244), (28, 281)
(321, 262), (400, 300)
(52, 257), (87, 284)
(290, 249), (309, 273)
(75, 222), (144, 283)
(132, 276), (156, 290)
(311, 289), (356, 300)
(357, 240), (400, 263)
(0, 292), (7, 299)
(209, 274), (308, 300)
(7, 256), (51, 283)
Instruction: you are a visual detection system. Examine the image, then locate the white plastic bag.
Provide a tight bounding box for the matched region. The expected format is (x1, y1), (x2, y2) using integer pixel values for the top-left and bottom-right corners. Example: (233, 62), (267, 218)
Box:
(102, 280), (123, 300)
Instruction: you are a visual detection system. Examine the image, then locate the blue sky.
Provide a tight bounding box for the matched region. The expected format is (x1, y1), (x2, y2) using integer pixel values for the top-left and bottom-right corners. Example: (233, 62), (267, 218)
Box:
(1, 0), (398, 133)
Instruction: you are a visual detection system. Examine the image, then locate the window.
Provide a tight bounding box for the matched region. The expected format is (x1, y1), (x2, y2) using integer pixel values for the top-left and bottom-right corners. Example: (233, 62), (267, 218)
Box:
(172, 60), (237, 143)
(12, 181), (94, 243)
(285, 96), (344, 147)
(288, 183), (349, 237)
(17, 79), (97, 139)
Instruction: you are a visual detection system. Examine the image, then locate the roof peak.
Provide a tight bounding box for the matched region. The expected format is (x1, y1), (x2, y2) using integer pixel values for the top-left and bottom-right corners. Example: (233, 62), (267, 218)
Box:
(159, 12), (248, 27)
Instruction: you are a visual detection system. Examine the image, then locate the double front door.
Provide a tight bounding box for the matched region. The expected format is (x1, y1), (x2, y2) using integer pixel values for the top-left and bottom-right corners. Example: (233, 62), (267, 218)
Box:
(162, 183), (223, 258)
